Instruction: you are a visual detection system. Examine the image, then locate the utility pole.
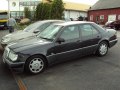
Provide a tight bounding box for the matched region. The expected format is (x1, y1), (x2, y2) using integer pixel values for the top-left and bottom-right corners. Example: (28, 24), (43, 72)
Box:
(19, 0), (20, 18)
(8, 0), (10, 18)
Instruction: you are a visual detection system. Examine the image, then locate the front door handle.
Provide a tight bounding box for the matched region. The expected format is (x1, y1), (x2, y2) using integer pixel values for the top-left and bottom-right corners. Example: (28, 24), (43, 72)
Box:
(97, 36), (100, 38)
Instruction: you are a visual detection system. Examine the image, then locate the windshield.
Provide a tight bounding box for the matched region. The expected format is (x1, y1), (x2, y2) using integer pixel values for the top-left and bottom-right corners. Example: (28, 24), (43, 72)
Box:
(0, 15), (8, 19)
(37, 25), (62, 41)
(23, 21), (43, 32)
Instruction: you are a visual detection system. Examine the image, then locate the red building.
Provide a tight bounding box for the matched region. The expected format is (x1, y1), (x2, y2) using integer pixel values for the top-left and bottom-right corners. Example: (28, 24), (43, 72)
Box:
(88, 0), (120, 24)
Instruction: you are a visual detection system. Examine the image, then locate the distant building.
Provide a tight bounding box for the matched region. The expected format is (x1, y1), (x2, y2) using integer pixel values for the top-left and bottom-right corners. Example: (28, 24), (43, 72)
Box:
(9, 0), (90, 20)
(88, 0), (120, 24)
(43, 0), (90, 20)
(64, 2), (90, 20)
(9, 0), (40, 18)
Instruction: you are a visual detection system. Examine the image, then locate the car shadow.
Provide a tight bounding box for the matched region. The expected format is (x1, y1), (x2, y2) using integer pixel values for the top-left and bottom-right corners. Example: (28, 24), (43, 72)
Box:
(18, 54), (97, 78)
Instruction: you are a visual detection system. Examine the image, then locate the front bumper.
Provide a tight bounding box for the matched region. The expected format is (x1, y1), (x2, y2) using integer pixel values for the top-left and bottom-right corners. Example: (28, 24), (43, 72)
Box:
(3, 55), (25, 70)
(109, 39), (118, 48)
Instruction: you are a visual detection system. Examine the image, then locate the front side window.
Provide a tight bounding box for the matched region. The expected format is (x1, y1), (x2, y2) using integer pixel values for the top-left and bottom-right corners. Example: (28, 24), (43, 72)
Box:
(60, 25), (79, 40)
(80, 24), (92, 37)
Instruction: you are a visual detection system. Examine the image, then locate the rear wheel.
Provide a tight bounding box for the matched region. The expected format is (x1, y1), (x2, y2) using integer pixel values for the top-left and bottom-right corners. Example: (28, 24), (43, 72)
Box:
(96, 41), (108, 56)
(25, 55), (47, 74)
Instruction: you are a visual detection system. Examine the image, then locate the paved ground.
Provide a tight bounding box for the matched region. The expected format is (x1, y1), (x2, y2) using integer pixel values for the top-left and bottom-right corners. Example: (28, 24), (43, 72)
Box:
(19, 38), (120, 90)
(0, 30), (120, 90)
(0, 30), (19, 90)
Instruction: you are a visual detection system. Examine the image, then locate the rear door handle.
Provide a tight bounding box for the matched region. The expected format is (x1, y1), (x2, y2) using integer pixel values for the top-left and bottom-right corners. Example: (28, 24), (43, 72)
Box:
(97, 35), (101, 38)
(76, 40), (81, 42)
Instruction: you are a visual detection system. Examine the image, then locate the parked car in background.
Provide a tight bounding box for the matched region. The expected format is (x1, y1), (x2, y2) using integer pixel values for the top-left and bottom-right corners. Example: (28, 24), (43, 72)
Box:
(3, 21), (117, 74)
(1, 20), (64, 48)
(105, 20), (120, 30)
(0, 11), (8, 29)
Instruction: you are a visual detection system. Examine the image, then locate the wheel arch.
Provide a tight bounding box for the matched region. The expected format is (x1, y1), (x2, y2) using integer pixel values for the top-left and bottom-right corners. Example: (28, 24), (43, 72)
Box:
(25, 54), (49, 67)
(99, 39), (110, 47)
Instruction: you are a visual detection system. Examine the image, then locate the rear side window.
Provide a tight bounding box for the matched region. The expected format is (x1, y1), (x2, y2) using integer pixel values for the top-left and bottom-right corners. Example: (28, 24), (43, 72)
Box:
(92, 26), (99, 35)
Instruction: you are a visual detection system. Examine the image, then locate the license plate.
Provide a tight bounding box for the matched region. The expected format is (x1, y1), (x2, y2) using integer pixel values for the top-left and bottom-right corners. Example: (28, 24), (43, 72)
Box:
(0, 25), (4, 27)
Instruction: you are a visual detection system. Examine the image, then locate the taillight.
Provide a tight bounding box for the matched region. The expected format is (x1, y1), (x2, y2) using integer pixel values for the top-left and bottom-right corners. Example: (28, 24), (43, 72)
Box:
(115, 31), (117, 36)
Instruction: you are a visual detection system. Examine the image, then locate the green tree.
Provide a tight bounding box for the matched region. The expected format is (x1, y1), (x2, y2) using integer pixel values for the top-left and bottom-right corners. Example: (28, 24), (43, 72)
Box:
(35, 3), (51, 20)
(50, 0), (64, 19)
(24, 7), (31, 19)
(42, 3), (51, 19)
(35, 3), (43, 20)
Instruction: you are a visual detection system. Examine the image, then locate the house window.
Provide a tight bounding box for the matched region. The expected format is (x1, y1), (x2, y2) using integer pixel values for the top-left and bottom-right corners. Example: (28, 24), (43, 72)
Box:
(90, 15), (93, 21)
(100, 15), (104, 20)
(108, 15), (116, 21)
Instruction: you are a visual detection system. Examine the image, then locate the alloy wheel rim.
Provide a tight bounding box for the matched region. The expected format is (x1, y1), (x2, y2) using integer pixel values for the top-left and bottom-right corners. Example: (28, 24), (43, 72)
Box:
(99, 43), (108, 55)
(29, 58), (44, 73)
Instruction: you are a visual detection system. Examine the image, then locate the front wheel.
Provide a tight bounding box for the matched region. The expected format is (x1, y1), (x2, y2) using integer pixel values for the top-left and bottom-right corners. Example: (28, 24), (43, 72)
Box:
(25, 55), (47, 74)
(96, 41), (108, 56)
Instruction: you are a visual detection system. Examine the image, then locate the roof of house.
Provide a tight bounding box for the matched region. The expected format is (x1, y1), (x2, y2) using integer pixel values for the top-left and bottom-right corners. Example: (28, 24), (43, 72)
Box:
(42, 0), (90, 12)
(64, 2), (90, 12)
(90, 0), (120, 10)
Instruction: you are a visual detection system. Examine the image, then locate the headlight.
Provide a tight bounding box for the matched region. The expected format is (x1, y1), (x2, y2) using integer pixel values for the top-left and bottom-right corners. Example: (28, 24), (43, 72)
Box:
(8, 51), (18, 62)
(2, 37), (11, 43)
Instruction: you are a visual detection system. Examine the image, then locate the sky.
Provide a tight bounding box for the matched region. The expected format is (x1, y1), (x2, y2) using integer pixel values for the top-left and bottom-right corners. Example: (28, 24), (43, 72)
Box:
(0, 0), (98, 10)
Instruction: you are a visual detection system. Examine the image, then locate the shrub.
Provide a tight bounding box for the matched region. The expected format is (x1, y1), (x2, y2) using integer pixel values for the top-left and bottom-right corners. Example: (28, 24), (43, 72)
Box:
(20, 18), (31, 25)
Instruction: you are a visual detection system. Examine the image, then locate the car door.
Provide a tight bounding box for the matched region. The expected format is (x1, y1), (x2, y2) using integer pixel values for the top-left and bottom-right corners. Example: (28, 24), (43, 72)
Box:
(91, 24), (102, 46)
(80, 24), (101, 55)
(53, 25), (82, 63)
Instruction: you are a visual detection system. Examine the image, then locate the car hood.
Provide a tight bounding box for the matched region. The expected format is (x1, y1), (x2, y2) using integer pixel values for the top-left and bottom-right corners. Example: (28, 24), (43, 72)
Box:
(3, 31), (35, 44)
(8, 37), (51, 49)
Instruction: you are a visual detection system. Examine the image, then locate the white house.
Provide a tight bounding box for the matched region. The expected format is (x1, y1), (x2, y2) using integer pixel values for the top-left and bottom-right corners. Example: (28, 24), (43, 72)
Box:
(64, 2), (90, 20)
(9, 0), (40, 18)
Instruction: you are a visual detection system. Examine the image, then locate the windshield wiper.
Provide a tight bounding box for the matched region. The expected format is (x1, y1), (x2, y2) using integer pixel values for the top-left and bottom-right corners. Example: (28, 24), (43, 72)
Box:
(40, 36), (53, 41)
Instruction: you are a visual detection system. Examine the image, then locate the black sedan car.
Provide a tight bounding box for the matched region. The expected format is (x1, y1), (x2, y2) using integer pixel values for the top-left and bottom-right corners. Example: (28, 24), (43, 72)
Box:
(3, 21), (117, 74)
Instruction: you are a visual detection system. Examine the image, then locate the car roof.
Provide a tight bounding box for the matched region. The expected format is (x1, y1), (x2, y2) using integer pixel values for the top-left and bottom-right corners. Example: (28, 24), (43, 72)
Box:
(37, 20), (64, 23)
(55, 21), (94, 26)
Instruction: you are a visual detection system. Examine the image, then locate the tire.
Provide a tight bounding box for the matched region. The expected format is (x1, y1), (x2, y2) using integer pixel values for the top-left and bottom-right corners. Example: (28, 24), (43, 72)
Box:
(114, 25), (119, 30)
(24, 55), (47, 74)
(116, 27), (119, 30)
(96, 41), (108, 57)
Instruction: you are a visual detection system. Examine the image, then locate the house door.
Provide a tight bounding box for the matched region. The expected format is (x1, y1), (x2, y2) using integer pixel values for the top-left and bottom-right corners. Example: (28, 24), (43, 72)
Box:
(96, 16), (99, 24)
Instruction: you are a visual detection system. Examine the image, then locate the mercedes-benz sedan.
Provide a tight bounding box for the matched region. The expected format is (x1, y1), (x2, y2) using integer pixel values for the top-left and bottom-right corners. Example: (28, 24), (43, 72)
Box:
(3, 21), (117, 74)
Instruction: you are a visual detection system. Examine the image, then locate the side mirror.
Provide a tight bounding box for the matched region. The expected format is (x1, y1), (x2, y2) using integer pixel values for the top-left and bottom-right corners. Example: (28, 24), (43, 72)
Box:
(33, 30), (39, 33)
(56, 38), (65, 43)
